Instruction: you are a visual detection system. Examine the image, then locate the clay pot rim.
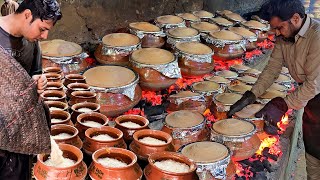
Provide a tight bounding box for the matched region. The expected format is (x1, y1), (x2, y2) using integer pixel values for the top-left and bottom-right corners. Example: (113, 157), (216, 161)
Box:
(67, 82), (90, 90)
(47, 82), (63, 89)
(77, 112), (109, 127)
(71, 90), (96, 97)
(44, 72), (62, 79)
(37, 144), (83, 169)
(51, 124), (79, 140)
(115, 114), (149, 130)
(41, 90), (66, 99)
(85, 126), (123, 142)
(50, 110), (71, 124)
(43, 66), (62, 74)
(71, 102), (100, 112)
(92, 147), (138, 169)
(133, 129), (172, 147)
(45, 101), (69, 111)
(65, 74), (86, 80)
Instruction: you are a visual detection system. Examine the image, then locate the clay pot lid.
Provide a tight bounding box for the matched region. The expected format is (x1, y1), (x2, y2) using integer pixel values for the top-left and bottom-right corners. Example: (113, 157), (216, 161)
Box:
(167, 27), (199, 38)
(243, 68), (261, 74)
(177, 13), (200, 21)
(225, 13), (246, 22)
(230, 64), (250, 71)
(175, 42), (212, 55)
(181, 141), (228, 163)
(40, 39), (82, 57)
(129, 22), (160, 32)
(215, 93), (242, 105)
(229, 27), (256, 37)
(212, 118), (255, 136)
(227, 81), (252, 93)
(235, 104), (265, 119)
(156, 15), (184, 24)
(259, 90), (286, 99)
(268, 83), (287, 91)
(237, 75), (258, 84)
(193, 10), (214, 18)
(84, 66), (135, 88)
(170, 91), (200, 98)
(192, 81), (220, 92)
(216, 70), (238, 78)
(205, 76), (231, 84)
(210, 17), (233, 26)
(165, 110), (204, 128)
(281, 67), (289, 74)
(102, 33), (140, 47)
(190, 22), (220, 32)
(243, 20), (267, 29)
(131, 48), (174, 65)
(275, 74), (291, 83)
(209, 30), (243, 41)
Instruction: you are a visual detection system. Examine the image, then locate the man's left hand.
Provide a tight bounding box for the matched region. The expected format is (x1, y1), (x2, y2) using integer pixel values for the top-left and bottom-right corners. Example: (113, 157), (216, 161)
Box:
(32, 74), (47, 95)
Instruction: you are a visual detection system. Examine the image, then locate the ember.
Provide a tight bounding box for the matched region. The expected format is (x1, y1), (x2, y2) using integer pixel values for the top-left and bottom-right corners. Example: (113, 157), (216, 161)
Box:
(257, 39), (274, 50)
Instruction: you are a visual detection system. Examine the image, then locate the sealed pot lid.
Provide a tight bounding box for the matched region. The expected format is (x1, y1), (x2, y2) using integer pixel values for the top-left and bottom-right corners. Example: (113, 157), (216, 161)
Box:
(156, 15), (184, 24)
(275, 74), (291, 83)
(175, 42), (212, 55)
(177, 13), (200, 21)
(131, 48), (174, 65)
(230, 64), (250, 71)
(229, 27), (257, 38)
(216, 70), (238, 78)
(83, 66), (136, 88)
(165, 110), (204, 128)
(170, 91), (200, 98)
(210, 17), (233, 26)
(217, 10), (233, 15)
(243, 68), (261, 75)
(243, 20), (267, 29)
(268, 83), (287, 92)
(237, 75), (258, 84)
(192, 81), (220, 92)
(129, 22), (161, 32)
(193, 10), (214, 18)
(190, 22), (220, 32)
(225, 13), (246, 22)
(215, 93), (242, 105)
(102, 33), (140, 47)
(259, 90), (286, 99)
(181, 141), (228, 163)
(167, 27), (199, 38)
(212, 118), (255, 136)
(205, 76), (231, 84)
(209, 30), (243, 41)
(227, 81), (252, 93)
(235, 104), (265, 119)
(40, 39), (82, 57)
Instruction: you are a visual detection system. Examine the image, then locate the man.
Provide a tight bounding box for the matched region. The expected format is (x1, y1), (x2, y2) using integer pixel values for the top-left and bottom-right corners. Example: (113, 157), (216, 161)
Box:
(227, 0), (320, 179)
(1, 0), (19, 16)
(0, 0), (62, 179)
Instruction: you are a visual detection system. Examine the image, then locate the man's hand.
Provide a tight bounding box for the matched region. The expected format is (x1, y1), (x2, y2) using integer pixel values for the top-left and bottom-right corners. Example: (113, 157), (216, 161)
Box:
(227, 91), (257, 117)
(32, 74), (47, 95)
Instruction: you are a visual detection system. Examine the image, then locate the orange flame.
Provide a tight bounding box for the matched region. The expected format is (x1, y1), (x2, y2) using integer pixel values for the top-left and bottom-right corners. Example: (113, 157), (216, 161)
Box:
(256, 136), (278, 155)
(277, 114), (289, 132)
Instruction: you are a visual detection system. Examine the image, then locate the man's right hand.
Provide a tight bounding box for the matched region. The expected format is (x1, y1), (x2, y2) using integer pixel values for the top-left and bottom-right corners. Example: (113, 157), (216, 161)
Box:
(227, 91), (257, 117)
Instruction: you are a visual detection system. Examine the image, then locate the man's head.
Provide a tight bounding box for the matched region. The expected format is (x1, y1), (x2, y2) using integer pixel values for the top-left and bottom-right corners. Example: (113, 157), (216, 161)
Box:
(14, 0), (62, 42)
(260, 0), (305, 39)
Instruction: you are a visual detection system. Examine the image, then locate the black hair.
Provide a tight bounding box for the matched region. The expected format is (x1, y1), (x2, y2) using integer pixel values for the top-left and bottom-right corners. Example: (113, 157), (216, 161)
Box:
(15, 0), (62, 24)
(259, 0), (305, 21)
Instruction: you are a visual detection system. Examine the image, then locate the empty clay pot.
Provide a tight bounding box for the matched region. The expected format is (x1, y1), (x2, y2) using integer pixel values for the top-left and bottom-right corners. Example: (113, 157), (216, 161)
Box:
(51, 124), (83, 149)
(115, 115), (149, 142)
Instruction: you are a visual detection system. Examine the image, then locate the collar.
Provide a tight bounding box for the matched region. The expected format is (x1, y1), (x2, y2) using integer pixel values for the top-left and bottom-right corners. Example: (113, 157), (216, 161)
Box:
(295, 15), (311, 41)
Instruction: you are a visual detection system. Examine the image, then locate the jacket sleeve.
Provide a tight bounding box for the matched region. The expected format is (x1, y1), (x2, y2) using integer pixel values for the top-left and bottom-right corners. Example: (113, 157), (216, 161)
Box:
(251, 39), (284, 97)
(284, 35), (320, 110)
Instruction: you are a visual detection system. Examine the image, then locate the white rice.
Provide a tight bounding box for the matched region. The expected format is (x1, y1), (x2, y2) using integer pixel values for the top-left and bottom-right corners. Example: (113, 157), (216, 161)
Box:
(120, 121), (142, 128)
(77, 108), (93, 113)
(92, 134), (115, 141)
(139, 137), (166, 145)
(44, 157), (76, 168)
(154, 160), (190, 173)
(82, 121), (103, 127)
(52, 133), (73, 140)
(49, 107), (63, 111)
(72, 88), (86, 91)
(97, 157), (128, 168)
(51, 118), (64, 123)
(46, 97), (61, 100)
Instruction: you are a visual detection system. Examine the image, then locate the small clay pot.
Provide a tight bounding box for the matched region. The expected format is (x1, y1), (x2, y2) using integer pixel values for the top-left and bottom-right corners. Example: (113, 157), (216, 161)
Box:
(44, 72), (62, 83)
(41, 90), (67, 103)
(64, 74), (86, 87)
(46, 82), (64, 91)
(69, 91), (97, 106)
(144, 152), (198, 180)
(75, 112), (109, 139)
(45, 101), (68, 111)
(51, 124), (83, 149)
(115, 115), (149, 142)
(34, 144), (87, 180)
(88, 147), (143, 180)
(70, 102), (100, 124)
(50, 110), (73, 126)
(129, 129), (174, 161)
(43, 66), (62, 75)
(66, 83), (90, 98)
(83, 126), (127, 155)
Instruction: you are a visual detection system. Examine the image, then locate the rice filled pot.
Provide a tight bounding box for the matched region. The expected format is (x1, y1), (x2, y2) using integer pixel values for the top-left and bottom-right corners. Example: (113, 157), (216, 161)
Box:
(155, 15), (185, 32)
(191, 81), (223, 107)
(211, 93), (242, 120)
(234, 104), (265, 133)
(51, 124), (83, 149)
(166, 27), (200, 50)
(229, 27), (258, 51)
(241, 20), (270, 42)
(177, 13), (201, 27)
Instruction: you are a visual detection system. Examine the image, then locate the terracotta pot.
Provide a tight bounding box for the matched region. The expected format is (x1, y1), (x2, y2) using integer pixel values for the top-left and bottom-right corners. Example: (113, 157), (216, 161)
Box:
(209, 43), (244, 60)
(66, 83), (90, 98)
(45, 101), (69, 111)
(64, 74), (86, 87)
(250, 29), (268, 42)
(44, 73), (62, 83)
(166, 91), (207, 114)
(41, 90), (67, 103)
(50, 110), (73, 126)
(46, 82), (64, 91)
(88, 147), (143, 180)
(42, 57), (90, 75)
(83, 126), (127, 155)
(211, 93), (242, 121)
(165, 27), (200, 50)
(154, 15), (185, 32)
(139, 34), (165, 48)
(70, 102), (100, 124)
(34, 144), (87, 180)
(94, 44), (130, 66)
(115, 115), (149, 142)
(75, 112), (109, 140)
(43, 66), (62, 75)
(245, 40), (258, 51)
(144, 152), (198, 180)
(51, 124), (83, 149)
(69, 91), (97, 106)
(129, 129), (174, 161)
(191, 81), (222, 107)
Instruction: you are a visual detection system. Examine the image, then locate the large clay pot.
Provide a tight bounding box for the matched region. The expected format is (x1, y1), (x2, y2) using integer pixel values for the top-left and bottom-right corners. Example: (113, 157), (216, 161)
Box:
(192, 10), (214, 22)
(190, 22), (220, 41)
(41, 90), (67, 103)
(211, 93), (242, 120)
(234, 104), (265, 133)
(75, 112), (109, 139)
(129, 129), (174, 161)
(144, 152), (198, 180)
(66, 83), (90, 98)
(51, 124), (83, 149)
(83, 126), (127, 155)
(155, 15), (185, 32)
(45, 101), (69, 112)
(176, 13), (201, 27)
(209, 17), (233, 29)
(166, 27), (200, 50)
(64, 74), (86, 87)
(88, 147), (143, 180)
(191, 81), (222, 107)
(241, 20), (270, 42)
(34, 144), (87, 180)
(229, 26), (258, 51)
(167, 91), (206, 114)
(69, 91), (97, 106)
(70, 102), (100, 124)
(50, 110), (73, 126)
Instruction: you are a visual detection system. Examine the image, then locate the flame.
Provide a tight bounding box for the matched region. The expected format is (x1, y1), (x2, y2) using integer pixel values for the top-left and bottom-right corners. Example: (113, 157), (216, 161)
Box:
(203, 109), (216, 123)
(142, 91), (162, 106)
(277, 113), (289, 132)
(256, 136), (278, 155)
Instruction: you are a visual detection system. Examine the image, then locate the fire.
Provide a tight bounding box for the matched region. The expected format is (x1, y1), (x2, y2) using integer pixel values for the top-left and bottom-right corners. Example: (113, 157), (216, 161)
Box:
(277, 113), (289, 132)
(142, 91), (162, 106)
(203, 109), (216, 123)
(256, 136), (278, 156)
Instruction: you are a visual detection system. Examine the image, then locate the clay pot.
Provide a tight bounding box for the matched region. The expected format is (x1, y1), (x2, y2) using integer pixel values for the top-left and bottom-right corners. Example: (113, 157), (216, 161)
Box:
(34, 144), (87, 180)
(144, 152), (198, 180)
(46, 82), (64, 91)
(66, 83), (90, 98)
(69, 91), (97, 106)
(165, 27), (200, 50)
(51, 124), (83, 149)
(211, 93), (242, 121)
(129, 129), (174, 161)
(115, 115), (149, 142)
(166, 91), (207, 114)
(41, 90), (67, 103)
(234, 104), (265, 133)
(75, 112), (109, 140)
(64, 74), (86, 87)
(70, 102), (100, 124)
(154, 15), (185, 32)
(83, 126), (127, 155)
(45, 101), (69, 111)
(43, 66), (62, 75)
(250, 29), (268, 42)
(44, 73), (62, 83)
(191, 81), (222, 107)
(42, 58), (90, 75)
(50, 110), (73, 126)
(88, 147), (143, 180)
